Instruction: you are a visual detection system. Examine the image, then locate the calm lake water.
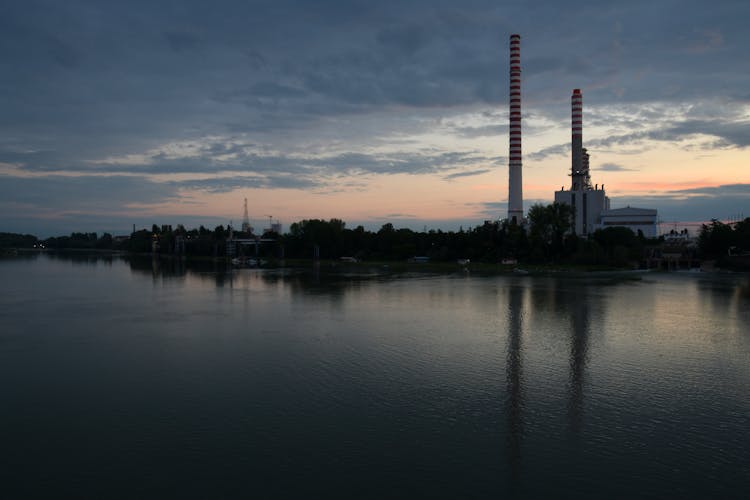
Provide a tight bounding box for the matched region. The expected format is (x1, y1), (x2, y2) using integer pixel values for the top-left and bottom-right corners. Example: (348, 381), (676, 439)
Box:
(1, 253), (748, 498)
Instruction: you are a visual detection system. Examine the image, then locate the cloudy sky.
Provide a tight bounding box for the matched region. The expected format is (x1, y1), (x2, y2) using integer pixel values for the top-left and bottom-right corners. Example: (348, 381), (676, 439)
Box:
(1, 0), (748, 236)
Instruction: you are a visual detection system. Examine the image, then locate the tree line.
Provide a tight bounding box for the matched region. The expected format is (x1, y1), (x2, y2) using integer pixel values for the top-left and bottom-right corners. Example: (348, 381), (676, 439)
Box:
(697, 219), (750, 268)
(267, 204), (654, 266)
(3, 204), (750, 268)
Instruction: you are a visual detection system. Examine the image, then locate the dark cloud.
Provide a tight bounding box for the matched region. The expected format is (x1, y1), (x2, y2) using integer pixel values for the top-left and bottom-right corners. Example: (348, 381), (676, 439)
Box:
(3, 0), (745, 153)
(173, 175), (320, 192)
(164, 31), (201, 52)
(528, 143), (569, 161)
(0, 173), (233, 236)
(588, 132), (651, 149)
(666, 119), (750, 148)
(597, 163), (636, 172)
(0, 174), (177, 209)
(376, 23), (432, 55)
(670, 183), (750, 197)
(4, 6), (747, 138)
(45, 35), (81, 69)
(525, 56), (564, 75)
(443, 169), (492, 180)
(455, 124), (507, 138)
(586, 118), (750, 150)
(249, 82), (307, 99)
(477, 202), (505, 210)
(611, 184), (750, 222)
(7, 145), (495, 179)
(0, 149), (63, 167)
(384, 213), (417, 218)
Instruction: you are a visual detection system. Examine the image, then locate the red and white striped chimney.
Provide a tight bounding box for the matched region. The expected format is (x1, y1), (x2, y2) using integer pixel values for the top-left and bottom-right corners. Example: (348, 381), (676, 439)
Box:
(507, 34), (523, 223)
(571, 88), (583, 189)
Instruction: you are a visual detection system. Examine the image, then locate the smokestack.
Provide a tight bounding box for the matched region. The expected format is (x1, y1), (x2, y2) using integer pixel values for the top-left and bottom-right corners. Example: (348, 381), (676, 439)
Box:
(571, 89), (583, 189)
(507, 34), (523, 223)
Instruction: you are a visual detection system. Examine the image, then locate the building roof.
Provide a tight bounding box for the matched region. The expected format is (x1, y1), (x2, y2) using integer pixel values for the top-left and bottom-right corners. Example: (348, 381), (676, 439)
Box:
(600, 206), (657, 217)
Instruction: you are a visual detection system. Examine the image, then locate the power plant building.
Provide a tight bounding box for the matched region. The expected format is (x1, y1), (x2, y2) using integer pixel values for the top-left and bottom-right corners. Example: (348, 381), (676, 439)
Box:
(553, 89), (657, 237)
(554, 186), (610, 236)
(502, 36), (658, 236)
(554, 89), (609, 236)
(599, 207), (658, 238)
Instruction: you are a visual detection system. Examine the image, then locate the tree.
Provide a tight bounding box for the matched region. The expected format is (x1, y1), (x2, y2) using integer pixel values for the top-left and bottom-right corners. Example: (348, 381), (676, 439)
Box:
(733, 218), (750, 252)
(213, 225), (227, 240)
(592, 227), (641, 266)
(284, 219), (347, 258)
(0, 232), (38, 249)
(96, 233), (113, 249)
(698, 220), (734, 258)
(128, 230), (153, 253)
(527, 202), (572, 261)
(503, 221), (529, 259)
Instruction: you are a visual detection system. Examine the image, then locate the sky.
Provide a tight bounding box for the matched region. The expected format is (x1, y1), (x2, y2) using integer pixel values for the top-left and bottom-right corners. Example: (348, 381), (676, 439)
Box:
(1, 0), (748, 237)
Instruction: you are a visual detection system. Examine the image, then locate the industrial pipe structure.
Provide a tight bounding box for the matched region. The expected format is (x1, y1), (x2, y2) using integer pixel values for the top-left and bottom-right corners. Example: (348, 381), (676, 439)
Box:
(570, 89), (591, 190)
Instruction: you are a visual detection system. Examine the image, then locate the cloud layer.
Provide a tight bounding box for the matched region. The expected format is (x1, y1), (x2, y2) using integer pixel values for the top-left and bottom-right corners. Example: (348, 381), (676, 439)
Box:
(1, 0), (748, 235)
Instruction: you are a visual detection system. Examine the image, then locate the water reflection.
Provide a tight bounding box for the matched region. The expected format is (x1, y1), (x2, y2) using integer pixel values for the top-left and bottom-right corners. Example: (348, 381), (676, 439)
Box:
(2, 255), (750, 498)
(695, 274), (750, 333)
(736, 277), (750, 299)
(734, 278), (750, 326)
(503, 277), (603, 491)
(121, 254), (394, 297)
(505, 281), (525, 491)
(35, 250), (116, 267)
(124, 255), (240, 288)
(566, 283), (594, 434)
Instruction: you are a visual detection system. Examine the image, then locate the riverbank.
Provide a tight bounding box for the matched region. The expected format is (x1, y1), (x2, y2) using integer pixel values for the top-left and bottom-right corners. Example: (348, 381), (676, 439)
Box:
(9, 248), (747, 275)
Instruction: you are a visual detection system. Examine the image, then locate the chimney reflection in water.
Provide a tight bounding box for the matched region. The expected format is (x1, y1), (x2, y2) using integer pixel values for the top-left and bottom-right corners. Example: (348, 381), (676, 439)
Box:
(504, 279), (596, 489)
(567, 285), (593, 434)
(505, 282), (524, 489)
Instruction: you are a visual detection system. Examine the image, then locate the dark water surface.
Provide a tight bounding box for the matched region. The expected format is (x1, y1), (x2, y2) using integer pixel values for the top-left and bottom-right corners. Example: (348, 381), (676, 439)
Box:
(1, 254), (748, 498)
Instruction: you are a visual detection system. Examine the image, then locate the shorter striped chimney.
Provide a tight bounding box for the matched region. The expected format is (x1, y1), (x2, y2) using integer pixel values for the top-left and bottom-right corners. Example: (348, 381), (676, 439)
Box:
(571, 89), (585, 190)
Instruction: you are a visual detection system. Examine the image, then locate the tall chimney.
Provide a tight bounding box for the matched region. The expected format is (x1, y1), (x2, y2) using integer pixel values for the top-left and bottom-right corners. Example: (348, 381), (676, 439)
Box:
(507, 34), (523, 223)
(571, 88), (583, 190)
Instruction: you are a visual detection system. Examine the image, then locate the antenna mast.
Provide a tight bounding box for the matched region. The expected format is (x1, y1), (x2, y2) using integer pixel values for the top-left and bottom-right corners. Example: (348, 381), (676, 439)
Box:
(242, 198), (251, 233)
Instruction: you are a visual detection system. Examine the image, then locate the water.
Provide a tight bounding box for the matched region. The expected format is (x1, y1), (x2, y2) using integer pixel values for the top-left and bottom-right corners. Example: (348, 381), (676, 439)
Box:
(1, 254), (748, 498)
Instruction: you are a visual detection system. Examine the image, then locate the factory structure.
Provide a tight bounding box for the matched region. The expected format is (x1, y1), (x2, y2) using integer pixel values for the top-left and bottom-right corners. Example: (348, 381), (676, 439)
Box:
(506, 35), (658, 238)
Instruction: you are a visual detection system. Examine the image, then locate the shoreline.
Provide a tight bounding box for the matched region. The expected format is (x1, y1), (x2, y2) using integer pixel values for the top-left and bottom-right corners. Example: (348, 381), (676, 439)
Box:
(8, 248), (747, 275)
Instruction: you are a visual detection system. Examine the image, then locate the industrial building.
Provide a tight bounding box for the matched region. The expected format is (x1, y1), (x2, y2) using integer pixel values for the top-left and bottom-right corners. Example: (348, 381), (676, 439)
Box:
(599, 207), (658, 238)
(505, 35), (658, 237)
(554, 89), (610, 236)
(552, 88), (657, 237)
